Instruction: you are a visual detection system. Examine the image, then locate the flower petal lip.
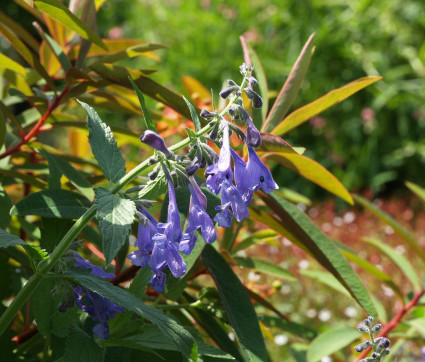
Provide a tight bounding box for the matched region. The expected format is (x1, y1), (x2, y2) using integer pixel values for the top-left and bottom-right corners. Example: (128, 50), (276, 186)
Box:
(246, 119), (262, 147)
(140, 130), (173, 157)
(246, 146), (279, 193)
(220, 178), (249, 222)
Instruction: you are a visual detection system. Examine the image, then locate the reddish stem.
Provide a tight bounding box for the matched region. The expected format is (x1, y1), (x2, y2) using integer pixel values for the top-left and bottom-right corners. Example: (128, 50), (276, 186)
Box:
(0, 82), (72, 160)
(110, 265), (140, 285)
(355, 290), (425, 361)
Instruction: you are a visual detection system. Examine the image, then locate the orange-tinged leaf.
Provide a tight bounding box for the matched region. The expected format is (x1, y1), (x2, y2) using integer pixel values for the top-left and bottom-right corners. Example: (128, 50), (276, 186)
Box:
(263, 152), (353, 204)
(93, 44), (164, 64)
(0, 53), (26, 75)
(262, 33), (315, 133)
(78, 91), (140, 115)
(271, 76), (383, 136)
(42, 11), (67, 47)
(39, 38), (62, 77)
(181, 75), (211, 104)
(34, 0), (106, 49)
(68, 128), (90, 158)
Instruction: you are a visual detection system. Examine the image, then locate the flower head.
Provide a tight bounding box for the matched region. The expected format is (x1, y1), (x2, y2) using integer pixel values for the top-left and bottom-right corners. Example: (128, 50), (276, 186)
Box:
(246, 146), (278, 193)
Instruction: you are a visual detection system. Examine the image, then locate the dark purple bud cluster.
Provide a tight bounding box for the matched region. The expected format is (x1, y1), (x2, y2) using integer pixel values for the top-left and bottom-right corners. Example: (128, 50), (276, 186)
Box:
(356, 316), (390, 361)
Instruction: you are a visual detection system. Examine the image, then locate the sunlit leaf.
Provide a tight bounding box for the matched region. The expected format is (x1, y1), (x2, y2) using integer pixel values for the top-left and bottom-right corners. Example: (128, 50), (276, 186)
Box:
(93, 43), (164, 64)
(263, 151), (353, 204)
(353, 194), (425, 262)
(234, 256), (296, 281)
(34, 0), (106, 49)
(405, 181), (425, 205)
(262, 33), (315, 132)
(183, 96), (201, 132)
(128, 76), (155, 131)
(271, 76), (382, 136)
(307, 328), (361, 362)
(259, 316), (317, 340)
(0, 53), (26, 75)
(181, 75), (211, 104)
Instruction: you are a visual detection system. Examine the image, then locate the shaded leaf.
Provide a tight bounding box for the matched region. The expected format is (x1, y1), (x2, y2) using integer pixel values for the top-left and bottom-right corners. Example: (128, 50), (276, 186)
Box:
(94, 188), (135, 265)
(0, 185), (12, 228)
(271, 76), (382, 136)
(300, 269), (350, 297)
(0, 228), (26, 248)
(202, 245), (267, 362)
(307, 328), (361, 362)
(34, 0), (106, 49)
(63, 270), (198, 359)
(79, 100), (126, 183)
(353, 194), (425, 262)
(10, 189), (91, 218)
(64, 325), (103, 362)
(259, 316), (317, 340)
(262, 33), (315, 132)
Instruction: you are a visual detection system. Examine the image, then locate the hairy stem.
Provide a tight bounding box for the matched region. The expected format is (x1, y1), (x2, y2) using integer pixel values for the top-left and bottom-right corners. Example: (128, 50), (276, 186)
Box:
(0, 90), (242, 336)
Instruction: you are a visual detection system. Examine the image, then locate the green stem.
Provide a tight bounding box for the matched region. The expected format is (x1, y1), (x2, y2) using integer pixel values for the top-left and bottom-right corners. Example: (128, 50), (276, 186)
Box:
(0, 90), (244, 337)
(42, 336), (50, 362)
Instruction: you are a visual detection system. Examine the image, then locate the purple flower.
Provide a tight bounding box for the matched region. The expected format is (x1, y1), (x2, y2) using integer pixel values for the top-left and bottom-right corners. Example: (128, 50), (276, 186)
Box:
(214, 203), (233, 228)
(206, 122), (233, 194)
(73, 251), (114, 279)
(220, 178), (249, 222)
(246, 118), (262, 147)
(140, 130), (173, 157)
(149, 271), (166, 293)
(149, 180), (186, 279)
(246, 146), (278, 193)
(182, 183), (216, 248)
(127, 208), (158, 267)
(230, 149), (253, 205)
(180, 232), (197, 255)
(73, 286), (124, 339)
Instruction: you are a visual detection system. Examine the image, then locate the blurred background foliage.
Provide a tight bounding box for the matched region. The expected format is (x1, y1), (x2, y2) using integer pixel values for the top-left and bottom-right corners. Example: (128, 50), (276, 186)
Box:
(4, 0), (425, 198)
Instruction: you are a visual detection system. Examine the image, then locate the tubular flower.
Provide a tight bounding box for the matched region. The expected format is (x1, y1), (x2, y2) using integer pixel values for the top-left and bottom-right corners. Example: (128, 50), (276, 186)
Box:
(205, 122), (233, 194)
(220, 178), (249, 222)
(214, 203), (233, 228)
(140, 130), (173, 158)
(72, 253), (124, 339)
(230, 149), (253, 205)
(127, 208), (158, 268)
(246, 146), (279, 193)
(149, 180), (186, 290)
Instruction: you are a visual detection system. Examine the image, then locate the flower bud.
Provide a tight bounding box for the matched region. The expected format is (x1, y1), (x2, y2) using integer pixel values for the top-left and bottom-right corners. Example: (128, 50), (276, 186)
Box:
(219, 86), (239, 99)
(200, 109), (217, 119)
(378, 337), (390, 349)
(248, 76), (258, 86)
(368, 316), (374, 324)
(227, 79), (237, 86)
(244, 88), (263, 108)
(185, 162), (199, 176)
(140, 130), (173, 158)
(364, 318), (371, 327)
(371, 352), (379, 358)
(148, 170), (158, 180)
(354, 343), (366, 352)
(383, 348), (390, 355)
(148, 157), (158, 165)
(357, 323), (369, 333)
(372, 324), (382, 332)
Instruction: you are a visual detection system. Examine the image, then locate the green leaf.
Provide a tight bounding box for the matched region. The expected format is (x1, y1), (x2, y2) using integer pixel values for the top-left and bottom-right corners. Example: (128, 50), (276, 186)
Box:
(79, 100), (126, 183)
(40, 217), (74, 253)
(138, 175), (168, 200)
(259, 316), (317, 340)
(300, 269), (350, 297)
(271, 76), (382, 136)
(234, 256), (296, 281)
(407, 318), (425, 338)
(128, 267), (152, 299)
(94, 188), (136, 265)
(265, 151), (353, 204)
(232, 229), (278, 254)
(0, 228), (26, 248)
(202, 245), (267, 362)
(257, 194), (376, 316)
(33, 278), (79, 337)
(76, 0), (97, 69)
(63, 270), (197, 359)
(262, 33), (315, 133)
(183, 96), (201, 132)
(353, 194), (425, 262)
(363, 237), (421, 291)
(128, 76), (155, 131)
(0, 111), (5, 150)
(307, 328), (361, 362)
(10, 189), (91, 218)
(34, 0), (106, 49)
(64, 325), (104, 362)
(406, 181), (425, 204)
(40, 149), (94, 200)
(0, 185), (12, 228)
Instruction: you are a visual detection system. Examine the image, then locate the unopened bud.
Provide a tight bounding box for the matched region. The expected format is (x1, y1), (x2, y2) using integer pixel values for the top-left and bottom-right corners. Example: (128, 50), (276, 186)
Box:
(185, 162), (199, 176)
(140, 130), (173, 157)
(372, 324), (382, 332)
(148, 170), (158, 180)
(371, 352), (379, 358)
(244, 88), (263, 108)
(354, 343), (366, 352)
(227, 79), (237, 86)
(378, 338), (390, 349)
(219, 86), (239, 99)
(357, 324), (369, 333)
(200, 109), (217, 119)
(248, 76), (258, 86)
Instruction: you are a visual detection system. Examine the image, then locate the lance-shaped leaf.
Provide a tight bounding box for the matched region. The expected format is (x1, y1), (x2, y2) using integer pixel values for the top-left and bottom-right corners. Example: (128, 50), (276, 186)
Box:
(353, 194), (425, 262)
(183, 96), (201, 132)
(10, 189), (91, 218)
(262, 33), (315, 132)
(406, 181), (425, 204)
(63, 270), (198, 359)
(262, 151), (353, 204)
(94, 188), (135, 265)
(271, 76), (382, 136)
(234, 256), (296, 281)
(128, 76), (155, 131)
(307, 328), (361, 362)
(79, 100), (126, 183)
(64, 325), (103, 362)
(202, 245), (267, 362)
(255, 194), (376, 316)
(33, 0), (106, 49)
